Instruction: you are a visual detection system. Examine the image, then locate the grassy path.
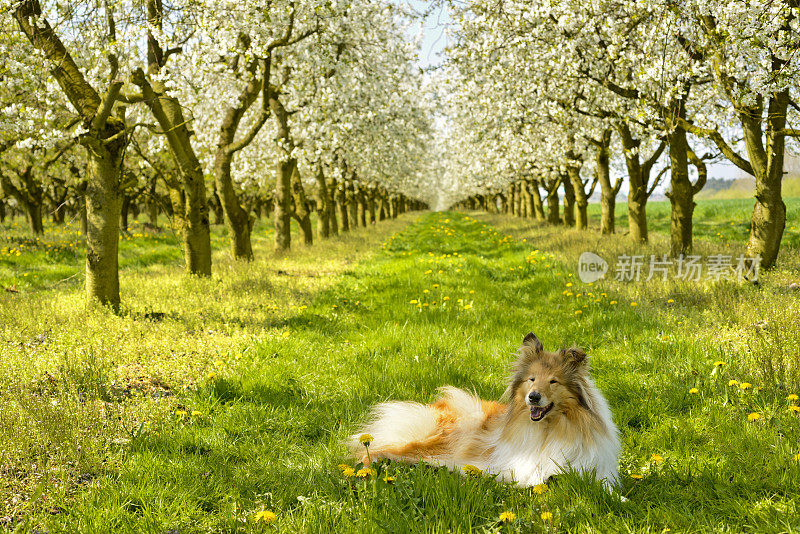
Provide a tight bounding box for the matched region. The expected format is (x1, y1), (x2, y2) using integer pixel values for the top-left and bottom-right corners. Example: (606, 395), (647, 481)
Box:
(16, 212), (800, 533)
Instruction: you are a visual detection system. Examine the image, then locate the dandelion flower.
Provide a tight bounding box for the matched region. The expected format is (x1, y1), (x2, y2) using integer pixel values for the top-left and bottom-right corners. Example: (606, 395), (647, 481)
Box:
(356, 468), (376, 479)
(532, 484), (547, 495)
(337, 464), (351, 472)
(469, 290), (475, 294)
(410, 299), (418, 304)
(498, 511), (516, 523)
(342, 467), (355, 478)
(609, 300), (617, 305)
(667, 299), (674, 303)
(788, 394), (799, 401)
(541, 511), (553, 521)
(789, 406), (800, 413)
(728, 380), (739, 387)
(689, 388), (699, 394)
(651, 454), (664, 463)
(713, 361), (726, 367)
(630, 474), (643, 480)
(214, 359), (223, 366)
(566, 282), (573, 288)
(462, 464), (482, 477)
(740, 383), (752, 390)
(630, 302), (638, 307)
(383, 476), (396, 483)
(175, 410), (187, 416)
(747, 412), (762, 422)
(359, 434), (374, 446)
(423, 289), (429, 294)
(794, 453), (800, 462)
(254, 510), (276, 524)
(191, 410), (202, 416)
(575, 310), (583, 315)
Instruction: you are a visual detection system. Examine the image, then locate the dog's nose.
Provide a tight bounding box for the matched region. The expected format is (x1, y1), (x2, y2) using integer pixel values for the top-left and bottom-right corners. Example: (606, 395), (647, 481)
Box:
(528, 391), (542, 404)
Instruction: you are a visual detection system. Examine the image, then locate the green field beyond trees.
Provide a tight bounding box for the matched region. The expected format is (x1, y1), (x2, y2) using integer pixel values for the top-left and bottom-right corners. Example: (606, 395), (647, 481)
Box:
(2, 202), (800, 533)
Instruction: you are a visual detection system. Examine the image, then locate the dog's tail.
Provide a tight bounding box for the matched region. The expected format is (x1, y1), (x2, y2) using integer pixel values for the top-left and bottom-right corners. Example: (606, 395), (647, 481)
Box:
(348, 387), (487, 462)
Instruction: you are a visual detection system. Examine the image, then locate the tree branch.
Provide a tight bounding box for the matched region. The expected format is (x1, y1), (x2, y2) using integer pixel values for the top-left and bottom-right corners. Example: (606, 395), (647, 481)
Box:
(677, 117), (753, 175)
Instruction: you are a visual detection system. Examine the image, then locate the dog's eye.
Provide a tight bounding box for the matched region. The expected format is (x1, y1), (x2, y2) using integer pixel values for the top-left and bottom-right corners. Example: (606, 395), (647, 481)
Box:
(529, 377), (535, 382)
(549, 379), (558, 384)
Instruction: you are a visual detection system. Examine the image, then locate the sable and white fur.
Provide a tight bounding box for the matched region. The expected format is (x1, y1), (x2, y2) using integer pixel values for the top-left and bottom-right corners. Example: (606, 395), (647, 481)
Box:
(350, 333), (621, 489)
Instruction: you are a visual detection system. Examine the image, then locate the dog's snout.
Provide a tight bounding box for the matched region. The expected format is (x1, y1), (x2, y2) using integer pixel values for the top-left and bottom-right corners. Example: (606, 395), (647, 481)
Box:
(528, 391), (542, 404)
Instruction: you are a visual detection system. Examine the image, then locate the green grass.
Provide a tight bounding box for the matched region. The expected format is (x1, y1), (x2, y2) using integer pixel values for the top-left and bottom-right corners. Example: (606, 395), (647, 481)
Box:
(2, 203), (800, 532)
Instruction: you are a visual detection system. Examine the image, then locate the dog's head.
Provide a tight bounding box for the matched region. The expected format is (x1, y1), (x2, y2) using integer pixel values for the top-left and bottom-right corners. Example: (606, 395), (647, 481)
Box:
(502, 333), (594, 423)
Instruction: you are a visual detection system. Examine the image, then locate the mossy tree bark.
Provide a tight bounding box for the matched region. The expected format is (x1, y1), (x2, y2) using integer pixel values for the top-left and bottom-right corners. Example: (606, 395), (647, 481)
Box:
(315, 166), (331, 239)
(133, 0), (211, 275)
(591, 129), (621, 235)
(617, 122), (666, 243)
(14, 0), (127, 308)
(337, 180), (350, 232)
(561, 173), (576, 227)
(543, 176), (562, 225)
(290, 165), (313, 245)
(566, 152), (598, 231)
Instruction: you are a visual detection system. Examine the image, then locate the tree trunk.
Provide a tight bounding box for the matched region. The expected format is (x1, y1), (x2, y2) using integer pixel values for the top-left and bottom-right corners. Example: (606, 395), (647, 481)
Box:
(566, 163), (589, 230)
(274, 157), (294, 253)
(214, 147), (254, 260)
(745, 91), (789, 269)
(84, 139), (123, 310)
(530, 180), (545, 221)
(147, 177), (159, 226)
(290, 165), (313, 245)
(328, 176), (339, 235)
(546, 179), (561, 224)
(356, 186), (366, 227)
(594, 130), (618, 235)
(562, 174), (576, 227)
(315, 167), (331, 239)
(368, 190), (376, 223)
(0, 200), (5, 223)
(666, 98), (695, 256)
(347, 181), (359, 226)
(120, 194), (130, 232)
(337, 181), (350, 232)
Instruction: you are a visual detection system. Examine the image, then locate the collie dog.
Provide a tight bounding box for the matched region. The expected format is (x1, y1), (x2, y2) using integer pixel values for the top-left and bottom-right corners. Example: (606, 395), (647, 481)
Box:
(351, 333), (620, 489)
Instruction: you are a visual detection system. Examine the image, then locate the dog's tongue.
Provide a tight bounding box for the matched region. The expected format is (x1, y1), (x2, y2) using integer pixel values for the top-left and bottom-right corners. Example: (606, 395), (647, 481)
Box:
(530, 406), (546, 421)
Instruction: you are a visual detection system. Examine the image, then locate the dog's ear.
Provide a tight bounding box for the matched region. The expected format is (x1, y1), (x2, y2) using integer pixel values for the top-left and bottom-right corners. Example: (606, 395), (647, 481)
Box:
(522, 332), (543, 352)
(564, 347), (587, 365)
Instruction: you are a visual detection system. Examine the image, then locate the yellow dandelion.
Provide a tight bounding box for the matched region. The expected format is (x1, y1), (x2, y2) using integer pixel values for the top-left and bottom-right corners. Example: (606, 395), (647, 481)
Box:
(630, 302), (638, 307)
(541, 511), (553, 521)
(498, 511), (516, 523)
(214, 359), (223, 366)
(630, 474), (643, 480)
(337, 464), (351, 472)
(342, 467), (355, 478)
(747, 412), (762, 422)
(191, 410), (202, 416)
(424, 269), (432, 274)
(651, 454), (664, 463)
(356, 468), (376, 479)
(469, 290), (475, 294)
(689, 388), (699, 394)
(609, 300), (617, 305)
(359, 434), (374, 446)
(423, 289), (429, 294)
(667, 299), (674, 303)
(410, 299), (418, 304)
(575, 310), (583, 315)
(566, 282), (573, 288)
(789, 406), (800, 413)
(713, 361), (726, 367)
(207, 372), (216, 379)
(740, 382), (752, 390)
(443, 296), (450, 301)
(255, 510), (277, 524)
(175, 410), (187, 416)
(788, 394), (799, 401)
(532, 484), (548, 495)
(794, 453), (800, 462)
(383, 476), (396, 483)
(462, 464), (482, 477)
(728, 380), (739, 387)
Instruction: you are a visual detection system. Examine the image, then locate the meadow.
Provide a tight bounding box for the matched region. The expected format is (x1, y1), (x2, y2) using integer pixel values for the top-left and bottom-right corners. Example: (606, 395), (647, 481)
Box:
(2, 198), (800, 533)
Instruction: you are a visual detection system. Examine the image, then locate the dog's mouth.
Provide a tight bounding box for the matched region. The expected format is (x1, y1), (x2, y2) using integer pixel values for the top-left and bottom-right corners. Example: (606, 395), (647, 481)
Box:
(530, 403), (554, 421)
